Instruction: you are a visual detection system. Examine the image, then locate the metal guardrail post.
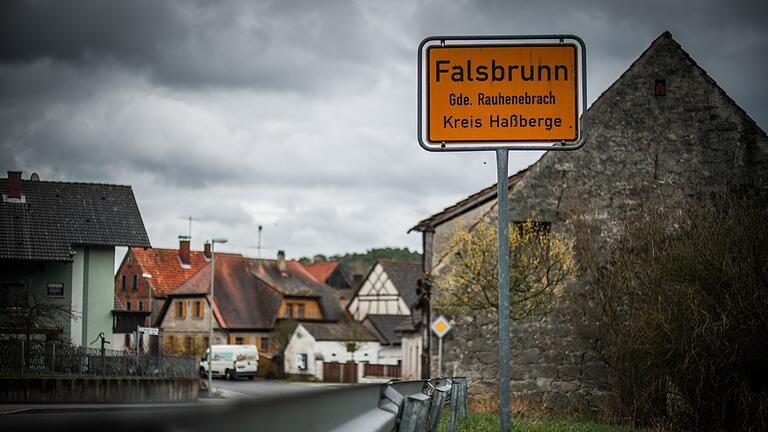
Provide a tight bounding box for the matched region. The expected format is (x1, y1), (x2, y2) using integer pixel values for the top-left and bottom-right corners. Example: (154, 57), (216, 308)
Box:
(461, 378), (468, 419)
(427, 381), (451, 432)
(448, 379), (461, 431)
(398, 392), (431, 432)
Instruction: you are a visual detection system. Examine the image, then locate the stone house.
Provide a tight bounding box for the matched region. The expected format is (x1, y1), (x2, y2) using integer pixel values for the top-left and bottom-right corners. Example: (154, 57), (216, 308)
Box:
(0, 170), (150, 346)
(410, 32), (768, 412)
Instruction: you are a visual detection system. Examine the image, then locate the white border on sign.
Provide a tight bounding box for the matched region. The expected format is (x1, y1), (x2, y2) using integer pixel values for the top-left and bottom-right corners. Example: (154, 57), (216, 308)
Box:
(417, 35), (588, 152)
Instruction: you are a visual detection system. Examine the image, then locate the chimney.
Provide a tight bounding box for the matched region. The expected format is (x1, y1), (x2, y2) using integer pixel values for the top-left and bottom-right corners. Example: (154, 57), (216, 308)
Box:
(277, 250), (287, 274)
(7, 171), (22, 199)
(178, 236), (191, 265)
(203, 241), (212, 259)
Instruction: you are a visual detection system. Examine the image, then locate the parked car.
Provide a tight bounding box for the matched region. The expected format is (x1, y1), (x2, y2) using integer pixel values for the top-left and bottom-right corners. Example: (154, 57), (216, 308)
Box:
(200, 344), (258, 380)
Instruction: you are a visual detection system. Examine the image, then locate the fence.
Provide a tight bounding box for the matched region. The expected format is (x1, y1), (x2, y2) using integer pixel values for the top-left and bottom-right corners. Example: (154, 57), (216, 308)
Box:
(323, 361), (358, 383)
(0, 339), (196, 379)
(364, 363), (402, 378)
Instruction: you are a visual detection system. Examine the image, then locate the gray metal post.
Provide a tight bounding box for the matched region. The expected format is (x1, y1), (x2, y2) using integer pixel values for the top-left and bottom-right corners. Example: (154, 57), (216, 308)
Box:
(208, 242), (215, 394)
(398, 392), (431, 432)
(437, 336), (443, 377)
(496, 149), (511, 431)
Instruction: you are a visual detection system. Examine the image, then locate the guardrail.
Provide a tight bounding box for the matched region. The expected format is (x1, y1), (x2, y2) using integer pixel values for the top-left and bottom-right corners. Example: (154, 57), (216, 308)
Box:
(2, 377), (469, 432)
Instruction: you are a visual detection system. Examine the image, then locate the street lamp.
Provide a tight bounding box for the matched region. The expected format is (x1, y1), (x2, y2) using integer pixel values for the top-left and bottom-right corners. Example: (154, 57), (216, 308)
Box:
(207, 238), (228, 395)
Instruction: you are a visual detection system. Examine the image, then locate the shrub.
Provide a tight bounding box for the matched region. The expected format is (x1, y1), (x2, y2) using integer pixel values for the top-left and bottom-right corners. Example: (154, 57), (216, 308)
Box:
(574, 197), (768, 430)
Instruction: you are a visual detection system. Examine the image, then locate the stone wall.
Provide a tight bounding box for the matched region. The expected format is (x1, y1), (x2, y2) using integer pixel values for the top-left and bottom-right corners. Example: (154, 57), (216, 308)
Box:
(426, 32), (768, 414)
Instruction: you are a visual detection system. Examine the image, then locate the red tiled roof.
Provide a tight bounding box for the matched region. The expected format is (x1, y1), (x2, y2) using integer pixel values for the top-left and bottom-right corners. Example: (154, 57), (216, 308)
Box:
(130, 247), (240, 297)
(304, 262), (338, 283)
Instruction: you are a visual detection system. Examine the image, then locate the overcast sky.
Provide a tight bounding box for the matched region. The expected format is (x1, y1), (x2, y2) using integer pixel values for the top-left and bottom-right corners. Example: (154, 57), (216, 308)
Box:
(1, 0), (766, 262)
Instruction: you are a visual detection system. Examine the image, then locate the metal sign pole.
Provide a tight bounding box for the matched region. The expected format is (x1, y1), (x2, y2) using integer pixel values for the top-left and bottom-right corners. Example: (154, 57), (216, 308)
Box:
(438, 336), (443, 377)
(496, 149), (511, 431)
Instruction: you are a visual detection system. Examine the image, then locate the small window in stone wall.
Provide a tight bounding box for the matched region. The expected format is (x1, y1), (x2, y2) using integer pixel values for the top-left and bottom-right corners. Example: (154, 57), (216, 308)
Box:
(47, 282), (64, 297)
(655, 79), (667, 96)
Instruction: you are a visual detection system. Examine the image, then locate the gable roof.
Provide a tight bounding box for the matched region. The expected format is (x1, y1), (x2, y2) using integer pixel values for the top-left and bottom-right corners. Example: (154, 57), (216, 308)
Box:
(251, 258), (343, 320)
(363, 314), (410, 345)
(304, 262), (338, 283)
(409, 168), (529, 232)
(167, 255), (343, 330)
(0, 177), (150, 261)
(377, 261), (422, 307)
(300, 321), (378, 342)
(169, 256), (283, 329)
(128, 247), (225, 297)
(409, 31), (768, 234)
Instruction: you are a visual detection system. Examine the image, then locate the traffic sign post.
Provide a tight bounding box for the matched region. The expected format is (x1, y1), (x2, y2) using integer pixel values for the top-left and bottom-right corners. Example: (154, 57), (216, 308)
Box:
(431, 316), (453, 377)
(418, 35), (587, 432)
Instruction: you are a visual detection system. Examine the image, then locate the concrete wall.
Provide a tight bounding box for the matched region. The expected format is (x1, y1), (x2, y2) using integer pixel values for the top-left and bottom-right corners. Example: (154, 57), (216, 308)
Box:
(0, 377), (198, 403)
(424, 34), (768, 414)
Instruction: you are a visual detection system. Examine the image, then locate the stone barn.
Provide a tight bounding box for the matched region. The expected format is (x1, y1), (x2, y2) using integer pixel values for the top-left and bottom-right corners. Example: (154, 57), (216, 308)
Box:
(410, 32), (768, 414)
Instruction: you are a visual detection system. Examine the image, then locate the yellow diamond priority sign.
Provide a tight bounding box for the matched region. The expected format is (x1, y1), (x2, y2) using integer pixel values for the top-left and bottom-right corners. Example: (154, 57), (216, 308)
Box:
(431, 315), (453, 338)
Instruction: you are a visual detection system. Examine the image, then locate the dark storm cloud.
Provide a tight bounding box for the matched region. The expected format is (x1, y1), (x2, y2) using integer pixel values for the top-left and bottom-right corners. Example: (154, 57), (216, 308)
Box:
(0, 0), (377, 92)
(1, 0), (767, 257)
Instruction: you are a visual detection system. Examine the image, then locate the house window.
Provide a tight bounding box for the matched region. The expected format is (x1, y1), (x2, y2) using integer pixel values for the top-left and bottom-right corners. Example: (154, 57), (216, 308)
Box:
(124, 334), (131, 348)
(47, 282), (64, 298)
(235, 337), (243, 345)
(138, 301), (143, 311)
(655, 78), (667, 96)
(120, 275), (126, 292)
(126, 301), (132, 311)
(286, 303), (293, 318)
(260, 337), (269, 352)
(297, 304), (305, 319)
(185, 336), (194, 352)
(296, 353), (308, 370)
(132, 274), (138, 292)
(175, 301), (186, 319)
(194, 301), (203, 319)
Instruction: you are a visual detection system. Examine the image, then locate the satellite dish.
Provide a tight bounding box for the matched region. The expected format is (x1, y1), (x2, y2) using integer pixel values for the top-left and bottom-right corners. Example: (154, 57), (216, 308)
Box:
(30, 173), (40, 181)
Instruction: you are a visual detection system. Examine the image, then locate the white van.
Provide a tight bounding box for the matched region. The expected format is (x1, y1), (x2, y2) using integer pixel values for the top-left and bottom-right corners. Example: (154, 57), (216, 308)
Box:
(200, 344), (258, 380)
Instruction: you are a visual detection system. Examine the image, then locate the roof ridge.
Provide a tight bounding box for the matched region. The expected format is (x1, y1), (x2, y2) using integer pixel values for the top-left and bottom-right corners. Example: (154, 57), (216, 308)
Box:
(0, 178), (134, 188)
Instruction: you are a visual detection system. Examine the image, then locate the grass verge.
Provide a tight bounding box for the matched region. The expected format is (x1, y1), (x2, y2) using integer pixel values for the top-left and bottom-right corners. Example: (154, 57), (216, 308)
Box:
(440, 412), (651, 432)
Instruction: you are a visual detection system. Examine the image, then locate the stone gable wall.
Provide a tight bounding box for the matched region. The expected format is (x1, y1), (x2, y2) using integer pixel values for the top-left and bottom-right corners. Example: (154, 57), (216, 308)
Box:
(427, 34), (768, 414)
